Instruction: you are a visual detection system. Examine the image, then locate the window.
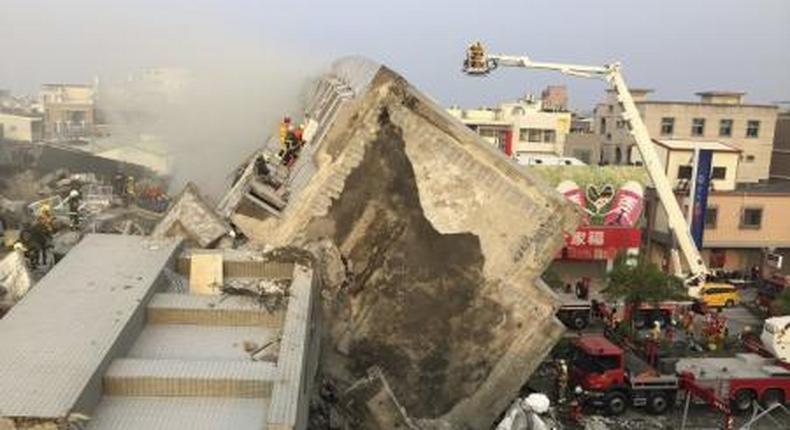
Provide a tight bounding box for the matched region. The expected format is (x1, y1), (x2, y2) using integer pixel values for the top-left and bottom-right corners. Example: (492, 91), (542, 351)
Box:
(744, 154), (756, 163)
(711, 166), (727, 180)
(543, 130), (556, 143)
(660, 117), (675, 136)
(615, 147), (622, 164)
(608, 105), (614, 113)
(704, 206), (718, 229)
(600, 118), (607, 134)
(616, 120), (624, 129)
(677, 165), (693, 180)
(740, 207), (763, 229)
(746, 120), (760, 138)
(528, 129), (542, 142)
(719, 119), (733, 137)
(511, 106), (525, 116)
(692, 118), (705, 136)
(519, 128), (529, 142)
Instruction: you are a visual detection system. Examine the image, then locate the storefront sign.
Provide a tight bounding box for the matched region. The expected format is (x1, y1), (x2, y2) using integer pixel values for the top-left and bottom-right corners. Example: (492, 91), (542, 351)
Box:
(559, 226), (641, 260)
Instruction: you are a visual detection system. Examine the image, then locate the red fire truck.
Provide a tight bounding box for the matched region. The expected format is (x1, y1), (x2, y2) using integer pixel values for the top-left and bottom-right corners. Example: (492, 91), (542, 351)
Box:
(570, 328), (790, 418)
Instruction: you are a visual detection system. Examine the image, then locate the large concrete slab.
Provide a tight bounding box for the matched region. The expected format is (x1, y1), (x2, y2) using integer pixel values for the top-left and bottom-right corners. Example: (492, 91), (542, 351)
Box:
(87, 396), (270, 430)
(228, 58), (579, 429)
(0, 234), (182, 419)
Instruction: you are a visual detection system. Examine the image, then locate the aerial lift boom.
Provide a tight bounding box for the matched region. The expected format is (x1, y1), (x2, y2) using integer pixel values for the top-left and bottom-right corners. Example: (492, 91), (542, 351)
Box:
(463, 43), (708, 290)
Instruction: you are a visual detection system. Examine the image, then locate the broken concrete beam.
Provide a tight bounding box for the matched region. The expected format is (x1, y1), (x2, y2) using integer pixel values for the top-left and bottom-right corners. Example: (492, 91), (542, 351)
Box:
(151, 183), (230, 248)
(227, 57), (580, 429)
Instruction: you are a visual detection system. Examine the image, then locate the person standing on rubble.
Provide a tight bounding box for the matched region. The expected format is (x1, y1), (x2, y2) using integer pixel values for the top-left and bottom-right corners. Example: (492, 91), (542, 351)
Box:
(279, 117), (291, 155)
(65, 189), (82, 230)
(112, 170), (125, 198)
(555, 359), (568, 404)
(124, 176), (136, 207)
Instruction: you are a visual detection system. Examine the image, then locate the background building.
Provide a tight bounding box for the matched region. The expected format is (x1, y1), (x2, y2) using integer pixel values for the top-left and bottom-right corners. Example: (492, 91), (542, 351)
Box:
(541, 85), (568, 112)
(644, 138), (790, 277)
(447, 94), (571, 158)
(771, 109), (790, 180)
(40, 83), (96, 140)
(594, 90), (778, 183)
(0, 112), (43, 142)
(564, 113), (601, 164)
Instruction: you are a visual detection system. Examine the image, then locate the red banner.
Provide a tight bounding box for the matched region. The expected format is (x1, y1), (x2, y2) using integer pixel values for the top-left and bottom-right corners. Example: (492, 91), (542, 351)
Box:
(558, 226), (641, 261)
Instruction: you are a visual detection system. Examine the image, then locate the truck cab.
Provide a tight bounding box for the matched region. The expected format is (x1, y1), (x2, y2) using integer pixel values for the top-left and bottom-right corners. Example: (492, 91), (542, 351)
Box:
(571, 335), (678, 415)
(572, 335), (626, 392)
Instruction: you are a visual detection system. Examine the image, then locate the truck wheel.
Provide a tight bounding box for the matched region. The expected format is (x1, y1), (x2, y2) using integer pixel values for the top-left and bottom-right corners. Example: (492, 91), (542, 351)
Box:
(725, 300), (735, 308)
(572, 314), (589, 330)
(647, 391), (673, 414)
(605, 391), (628, 416)
(762, 389), (785, 407)
(731, 389), (755, 414)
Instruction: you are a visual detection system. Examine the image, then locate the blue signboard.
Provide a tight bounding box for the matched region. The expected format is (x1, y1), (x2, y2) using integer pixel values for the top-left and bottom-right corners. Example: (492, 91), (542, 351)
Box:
(690, 149), (713, 249)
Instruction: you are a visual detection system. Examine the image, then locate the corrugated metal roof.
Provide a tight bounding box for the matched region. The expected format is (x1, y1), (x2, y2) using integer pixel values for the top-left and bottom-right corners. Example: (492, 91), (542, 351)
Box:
(0, 234), (181, 419)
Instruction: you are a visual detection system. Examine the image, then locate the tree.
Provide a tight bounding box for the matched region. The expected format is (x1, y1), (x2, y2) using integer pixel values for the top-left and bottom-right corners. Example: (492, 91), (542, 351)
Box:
(602, 257), (688, 328)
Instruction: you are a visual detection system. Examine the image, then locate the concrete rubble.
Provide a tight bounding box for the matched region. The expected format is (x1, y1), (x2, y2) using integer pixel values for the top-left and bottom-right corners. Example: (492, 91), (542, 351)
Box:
(151, 182), (231, 248)
(222, 58), (580, 429)
(0, 251), (33, 316)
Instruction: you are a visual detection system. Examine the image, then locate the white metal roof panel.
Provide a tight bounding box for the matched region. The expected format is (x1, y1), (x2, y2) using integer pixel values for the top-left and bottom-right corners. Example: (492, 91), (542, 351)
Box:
(0, 234), (181, 418)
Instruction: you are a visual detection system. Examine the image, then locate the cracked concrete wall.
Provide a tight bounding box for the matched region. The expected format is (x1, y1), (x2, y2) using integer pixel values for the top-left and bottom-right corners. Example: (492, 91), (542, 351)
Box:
(231, 58), (580, 429)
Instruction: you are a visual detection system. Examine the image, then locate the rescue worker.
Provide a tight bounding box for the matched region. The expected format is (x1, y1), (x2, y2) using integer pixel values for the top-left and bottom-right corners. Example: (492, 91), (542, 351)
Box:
(555, 359), (569, 404)
(65, 189), (82, 229)
(112, 170), (125, 197)
(282, 128), (301, 167)
(467, 42), (486, 70)
(37, 204), (56, 235)
(651, 321), (663, 342)
(569, 386), (584, 424)
(279, 116), (291, 151)
(124, 176), (136, 207)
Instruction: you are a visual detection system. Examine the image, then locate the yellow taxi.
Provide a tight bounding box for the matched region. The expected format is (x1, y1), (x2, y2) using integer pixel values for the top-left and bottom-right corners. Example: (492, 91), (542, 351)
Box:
(699, 282), (741, 308)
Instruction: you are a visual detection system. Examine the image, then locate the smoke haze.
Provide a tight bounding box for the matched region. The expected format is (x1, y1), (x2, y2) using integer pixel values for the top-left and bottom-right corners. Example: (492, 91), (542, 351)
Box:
(1, 0), (327, 197)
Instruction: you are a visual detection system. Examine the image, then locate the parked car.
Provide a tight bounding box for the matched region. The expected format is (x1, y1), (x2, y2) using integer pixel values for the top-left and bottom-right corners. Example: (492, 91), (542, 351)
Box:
(698, 283), (740, 308)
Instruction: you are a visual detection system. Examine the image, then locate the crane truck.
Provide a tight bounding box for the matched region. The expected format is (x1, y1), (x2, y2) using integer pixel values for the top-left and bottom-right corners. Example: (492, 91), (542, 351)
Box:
(462, 42), (709, 295)
(462, 44), (790, 429)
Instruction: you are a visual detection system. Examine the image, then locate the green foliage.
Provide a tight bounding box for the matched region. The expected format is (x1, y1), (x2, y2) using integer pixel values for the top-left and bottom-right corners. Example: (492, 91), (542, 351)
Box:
(772, 288), (790, 316)
(602, 257), (688, 307)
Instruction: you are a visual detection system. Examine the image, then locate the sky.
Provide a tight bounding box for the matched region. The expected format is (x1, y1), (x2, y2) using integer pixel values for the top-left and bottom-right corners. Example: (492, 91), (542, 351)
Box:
(1, 1), (789, 193)
(2, 0), (789, 110)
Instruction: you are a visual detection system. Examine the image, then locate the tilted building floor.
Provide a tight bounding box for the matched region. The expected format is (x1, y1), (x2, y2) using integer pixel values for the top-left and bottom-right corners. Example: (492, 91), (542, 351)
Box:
(223, 58), (580, 429)
(0, 234), (319, 430)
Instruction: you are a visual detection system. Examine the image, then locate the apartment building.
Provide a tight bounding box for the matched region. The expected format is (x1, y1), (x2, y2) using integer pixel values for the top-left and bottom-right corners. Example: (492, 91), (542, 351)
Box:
(644, 138), (790, 277)
(40, 83), (96, 140)
(447, 95), (571, 157)
(771, 110), (790, 180)
(594, 90), (779, 183)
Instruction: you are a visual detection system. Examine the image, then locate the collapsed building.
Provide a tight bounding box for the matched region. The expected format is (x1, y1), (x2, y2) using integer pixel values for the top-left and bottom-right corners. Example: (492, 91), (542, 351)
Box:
(0, 234), (319, 430)
(0, 57), (579, 430)
(222, 58), (580, 429)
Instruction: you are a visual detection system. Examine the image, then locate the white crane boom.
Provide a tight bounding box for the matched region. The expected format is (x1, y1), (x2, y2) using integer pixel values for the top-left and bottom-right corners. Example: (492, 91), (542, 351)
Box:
(463, 43), (708, 287)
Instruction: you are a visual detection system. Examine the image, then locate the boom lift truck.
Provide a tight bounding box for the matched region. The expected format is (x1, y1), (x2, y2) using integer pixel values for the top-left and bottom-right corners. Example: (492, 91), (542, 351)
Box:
(461, 44), (790, 429)
(462, 42), (709, 295)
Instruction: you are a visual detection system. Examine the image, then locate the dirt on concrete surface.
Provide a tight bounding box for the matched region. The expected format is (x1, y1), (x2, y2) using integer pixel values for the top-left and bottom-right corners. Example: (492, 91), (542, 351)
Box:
(229, 58), (580, 429)
(323, 105), (511, 419)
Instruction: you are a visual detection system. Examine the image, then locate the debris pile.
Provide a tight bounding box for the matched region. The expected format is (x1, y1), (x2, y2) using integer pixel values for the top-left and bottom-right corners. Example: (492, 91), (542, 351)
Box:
(222, 58), (580, 429)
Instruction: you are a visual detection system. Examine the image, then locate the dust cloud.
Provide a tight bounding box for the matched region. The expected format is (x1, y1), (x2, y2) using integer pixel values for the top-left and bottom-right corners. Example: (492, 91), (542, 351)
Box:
(99, 45), (325, 197)
(1, 1), (327, 197)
